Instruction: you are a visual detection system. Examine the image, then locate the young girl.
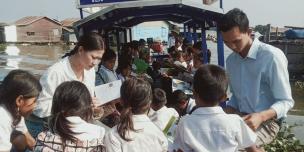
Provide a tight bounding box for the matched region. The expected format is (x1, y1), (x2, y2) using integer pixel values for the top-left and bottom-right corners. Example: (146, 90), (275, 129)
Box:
(0, 70), (42, 151)
(34, 81), (105, 151)
(104, 78), (168, 152)
(96, 49), (118, 85)
(116, 62), (132, 82)
(27, 32), (105, 138)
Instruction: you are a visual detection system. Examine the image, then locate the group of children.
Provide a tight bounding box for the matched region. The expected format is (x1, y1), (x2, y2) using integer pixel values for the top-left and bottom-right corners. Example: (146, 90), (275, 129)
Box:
(0, 63), (260, 152)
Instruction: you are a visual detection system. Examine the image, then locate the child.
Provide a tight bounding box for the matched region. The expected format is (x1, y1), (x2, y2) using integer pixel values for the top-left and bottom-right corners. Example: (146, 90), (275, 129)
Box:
(116, 62), (132, 82)
(96, 49), (118, 85)
(149, 88), (179, 131)
(173, 51), (187, 68)
(173, 65), (258, 152)
(34, 81), (105, 151)
(171, 90), (196, 116)
(104, 78), (168, 152)
(0, 70), (42, 151)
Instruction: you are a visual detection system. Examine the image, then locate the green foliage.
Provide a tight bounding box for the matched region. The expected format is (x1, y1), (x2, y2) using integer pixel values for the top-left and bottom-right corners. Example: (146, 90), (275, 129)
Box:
(264, 122), (304, 152)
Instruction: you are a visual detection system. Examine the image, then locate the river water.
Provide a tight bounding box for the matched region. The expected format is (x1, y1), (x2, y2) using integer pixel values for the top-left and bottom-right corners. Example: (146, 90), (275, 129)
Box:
(0, 43), (303, 115)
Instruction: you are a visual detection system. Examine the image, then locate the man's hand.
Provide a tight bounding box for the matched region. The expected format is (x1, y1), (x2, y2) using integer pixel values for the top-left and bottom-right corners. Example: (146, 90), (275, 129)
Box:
(243, 108), (277, 131)
(243, 113), (264, 131)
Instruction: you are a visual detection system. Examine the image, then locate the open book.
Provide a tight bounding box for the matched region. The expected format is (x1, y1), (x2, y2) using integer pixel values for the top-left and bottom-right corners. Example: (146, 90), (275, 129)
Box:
(94, 80), (122, 106)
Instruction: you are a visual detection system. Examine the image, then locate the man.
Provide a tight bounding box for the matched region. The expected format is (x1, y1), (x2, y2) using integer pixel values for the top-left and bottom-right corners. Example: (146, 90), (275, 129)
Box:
(218, 8), (294, 147)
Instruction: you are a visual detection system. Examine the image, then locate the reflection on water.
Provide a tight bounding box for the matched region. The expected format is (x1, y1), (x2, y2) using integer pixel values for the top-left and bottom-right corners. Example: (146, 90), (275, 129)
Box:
(0, 44), (69, 80)
(0, 43), (303, 115)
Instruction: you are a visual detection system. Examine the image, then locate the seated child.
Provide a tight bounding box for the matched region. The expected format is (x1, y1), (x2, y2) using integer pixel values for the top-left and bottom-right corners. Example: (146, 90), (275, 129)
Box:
(149, 88), (179, 131)
(34, 81), (105, 151)
(104, 78), (168, 152)
(96, 49), (118, 85)
(173, 65), (258, 152)
(171, 90), (196, 116)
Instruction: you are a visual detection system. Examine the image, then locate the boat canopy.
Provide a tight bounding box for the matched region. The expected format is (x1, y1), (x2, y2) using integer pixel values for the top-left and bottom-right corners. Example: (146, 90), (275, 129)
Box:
(73, 0), (223, 33)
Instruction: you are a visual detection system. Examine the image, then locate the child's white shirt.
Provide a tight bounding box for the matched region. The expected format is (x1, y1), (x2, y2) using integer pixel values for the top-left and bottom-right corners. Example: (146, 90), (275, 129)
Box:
(173, 107), (256, 152)
(104, 114), (168, 152)
(150, 106), (179, 130)
(0, 106), (28, 151)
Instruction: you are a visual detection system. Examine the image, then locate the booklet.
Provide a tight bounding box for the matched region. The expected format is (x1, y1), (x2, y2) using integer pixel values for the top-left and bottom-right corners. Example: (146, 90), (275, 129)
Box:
(94, 80), (122, 106)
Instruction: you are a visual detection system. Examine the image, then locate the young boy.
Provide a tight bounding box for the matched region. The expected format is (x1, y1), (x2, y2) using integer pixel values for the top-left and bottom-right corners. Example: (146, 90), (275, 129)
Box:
(149, 88), (179, 131)
(171, 90), (196, 116)
(173, 65), (258, 152)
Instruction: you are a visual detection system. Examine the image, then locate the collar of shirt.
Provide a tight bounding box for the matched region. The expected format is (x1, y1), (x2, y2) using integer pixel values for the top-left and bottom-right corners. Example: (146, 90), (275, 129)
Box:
(132, 114), (151, 122)
(100, 65), (115, 73)
(156, 106), (168, 114)
(241, 38), (260, 60)
(191, 106), (225, 115)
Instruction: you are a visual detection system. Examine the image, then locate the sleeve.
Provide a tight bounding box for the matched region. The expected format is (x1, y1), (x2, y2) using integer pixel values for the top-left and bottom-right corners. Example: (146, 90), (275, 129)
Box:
(15, 116), (28, 133)
(0, 121), (12, 151)
(33, 68), (62, 117)
(104, 130), (122, 152)
(172, 118), (192, 152)
(268, 52), (294, 119)
(236, 117), (257, 149)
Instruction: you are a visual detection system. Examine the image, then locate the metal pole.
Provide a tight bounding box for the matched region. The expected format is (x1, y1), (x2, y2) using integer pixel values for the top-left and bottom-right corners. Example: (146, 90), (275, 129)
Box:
(79, 8), (84, 19)
(193, 27), (198, 43)
(217, 30), (225, 67)
(201, 27), (208, 64)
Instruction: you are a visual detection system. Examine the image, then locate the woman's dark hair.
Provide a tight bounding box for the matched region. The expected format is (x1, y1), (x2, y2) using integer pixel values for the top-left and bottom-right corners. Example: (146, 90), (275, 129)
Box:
(62, 32), (104, 58)
(193, 65), (228, 106)
(49, 81), (93, 143)
(0, 70), (41, 126)
(218, 8), (249, 33)
(118, 78), (152, 141)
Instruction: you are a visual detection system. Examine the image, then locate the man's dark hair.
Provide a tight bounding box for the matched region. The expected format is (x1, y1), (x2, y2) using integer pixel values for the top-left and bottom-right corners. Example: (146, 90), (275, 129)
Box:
(152, 88), (167, 106)
(218, 8), (249, 33)
(193, 65), (228, 106)
(172, 90), (189, 104)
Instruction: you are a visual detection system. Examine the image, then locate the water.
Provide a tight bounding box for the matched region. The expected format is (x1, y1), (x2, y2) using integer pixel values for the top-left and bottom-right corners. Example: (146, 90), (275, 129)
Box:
(0, 43), (303, 116)
(0, 44), (69, 80)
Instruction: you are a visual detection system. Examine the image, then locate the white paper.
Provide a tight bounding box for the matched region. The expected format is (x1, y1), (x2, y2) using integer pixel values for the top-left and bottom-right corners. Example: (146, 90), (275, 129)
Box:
(94, 80), (122, 106)
(172, 79), (193, 95)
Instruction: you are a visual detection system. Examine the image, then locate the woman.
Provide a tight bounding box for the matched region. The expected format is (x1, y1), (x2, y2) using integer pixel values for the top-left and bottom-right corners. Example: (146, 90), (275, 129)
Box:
(34, 81), (105, 151)
(0, 70), (42, 151)
(26, 32), (105, 138)
(104, 78), (168, 152)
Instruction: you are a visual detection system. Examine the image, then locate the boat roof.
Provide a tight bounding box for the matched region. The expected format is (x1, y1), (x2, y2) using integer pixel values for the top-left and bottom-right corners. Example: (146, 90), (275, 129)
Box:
(73, 0), (224, 32)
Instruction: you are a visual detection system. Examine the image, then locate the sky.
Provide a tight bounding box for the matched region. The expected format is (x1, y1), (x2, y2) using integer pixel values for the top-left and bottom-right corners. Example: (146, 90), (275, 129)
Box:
(0, 0), (303, 27)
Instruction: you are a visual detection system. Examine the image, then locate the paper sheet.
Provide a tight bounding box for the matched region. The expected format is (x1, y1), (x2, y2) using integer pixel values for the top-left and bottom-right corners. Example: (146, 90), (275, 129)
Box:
(94, 80), (122, 106)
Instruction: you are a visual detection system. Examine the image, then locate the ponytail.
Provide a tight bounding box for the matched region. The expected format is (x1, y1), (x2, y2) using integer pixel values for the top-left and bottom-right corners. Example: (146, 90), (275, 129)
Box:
(117, 107), (135, 141)
(118, 78), (152, 141)
(50, 112), (78, 143)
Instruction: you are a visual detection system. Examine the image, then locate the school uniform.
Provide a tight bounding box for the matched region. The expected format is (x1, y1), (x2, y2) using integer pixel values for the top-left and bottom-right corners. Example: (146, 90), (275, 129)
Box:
(149, 106), (179, 131)
(173, 107), (257, 152)
(96, 65), (119, 85)
(0, 105), (29, 151)
(34, 116), (105, 151)
(104, 114), (168, 152)
(33, 57), (95, 118)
